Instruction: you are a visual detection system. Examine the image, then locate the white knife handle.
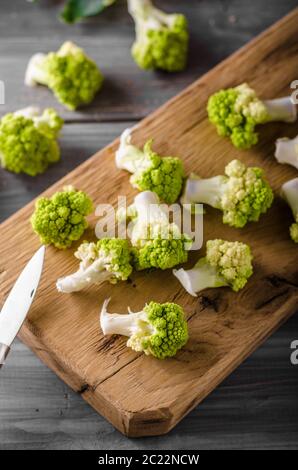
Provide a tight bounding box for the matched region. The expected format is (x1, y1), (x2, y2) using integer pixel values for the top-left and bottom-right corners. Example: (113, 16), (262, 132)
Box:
(0, 343), (10, 369)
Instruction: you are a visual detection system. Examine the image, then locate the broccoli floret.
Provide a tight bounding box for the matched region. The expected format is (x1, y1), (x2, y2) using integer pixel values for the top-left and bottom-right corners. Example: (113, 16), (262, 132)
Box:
(0, 106), (63, 176)
(25, 41), (103, 110)
(128, 0), (189, 72)
(281, 178), (298, 243)
(124, 191), (191, 270)
(173, 239), (253, 296)
(181, 159), (273, 228)
(56, 238), (133, 292)
(100, 298), (189, 359)
(207, 83), (297, 149)
(116, 129), (184, 203)
(31, 185), (93, 249)
(275, 135), (298, 170)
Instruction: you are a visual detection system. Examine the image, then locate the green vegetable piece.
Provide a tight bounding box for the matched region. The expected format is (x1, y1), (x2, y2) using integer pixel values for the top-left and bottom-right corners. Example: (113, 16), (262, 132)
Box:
(100, 298), (189, 359)
(281, 178), (298, 243)
(31, 185), (93, 249)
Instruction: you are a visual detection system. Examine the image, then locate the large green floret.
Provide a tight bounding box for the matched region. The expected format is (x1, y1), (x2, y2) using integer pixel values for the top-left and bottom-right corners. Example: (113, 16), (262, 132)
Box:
(181, 159), (274, 228)
(128, 0), (189, 72)
(56, 238), (133, 292)
(31, 185), (93, 249)
(116, 129), (184, 204)
(25, 42), (103, 110)
(0, 107), (63, 176)
(173, 239), (253, 296)
(100, 299), (189, 359)
(207, 83), (297, 149)
(123, 191), (191, 270)
(281, 178), (298, 243)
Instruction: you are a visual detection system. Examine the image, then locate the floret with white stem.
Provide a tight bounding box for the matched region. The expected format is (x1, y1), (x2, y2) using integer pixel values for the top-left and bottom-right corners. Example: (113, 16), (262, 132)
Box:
(173, 239), (253, 296)
(181, 159), (274, 228)
(100, 298), (189, 359)
(275, 135), (298, 170)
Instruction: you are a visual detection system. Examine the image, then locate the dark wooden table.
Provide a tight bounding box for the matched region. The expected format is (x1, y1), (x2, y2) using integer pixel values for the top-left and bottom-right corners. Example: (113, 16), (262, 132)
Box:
(0, 0), (297, 450)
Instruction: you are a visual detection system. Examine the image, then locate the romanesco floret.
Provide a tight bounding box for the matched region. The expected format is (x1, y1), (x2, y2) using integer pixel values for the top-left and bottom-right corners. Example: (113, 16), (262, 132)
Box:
(173, 239), (253, 296)
(128, 0), (189, 72)
(275, 134), (298, 170)
(100, 298), (189, 359)
(0, 107), (63, 176)
(207, 83), (297, 149)
(181, 159), (274, 228)
(25, 41), (103, 110)
(123, 191), (191, 270)
(116, 128), (184, 203)
(31, 185), (93, 249)
(56, 238), (133, 292)
(281, 178), (298, 243)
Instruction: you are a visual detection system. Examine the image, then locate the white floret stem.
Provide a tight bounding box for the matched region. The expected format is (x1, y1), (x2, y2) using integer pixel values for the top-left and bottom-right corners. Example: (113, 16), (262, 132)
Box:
(128, 0), (162, 31)
(24, 53), (47, 87)
(263, 97), (297, 123)
(173, 260), (227, 297)
(281, 177), (298, 220)
(56, 261), (111, 293)
(275, 135), (298, 170)
(134, 191), (168, 224)
(100, 298), (144, 336)
(14, 106), (41, 119)
(115, 128), (146, 173)
(181, 176), (226, 209)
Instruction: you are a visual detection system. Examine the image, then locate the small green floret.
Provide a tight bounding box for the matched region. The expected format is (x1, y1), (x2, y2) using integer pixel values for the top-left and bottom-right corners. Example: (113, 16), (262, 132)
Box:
(31, 185), (93, 249)
(116, 129), (184, 203)
(0, 107), (63, 176)
(56, 238), (133, 292)
(181, 159), (274, 228)
(25, 42), (103, 110)
(128, 0), (189, 72)
(207, 83), (297, 149)
(100, 298), (189, 359)
(174, 239), (253, 296)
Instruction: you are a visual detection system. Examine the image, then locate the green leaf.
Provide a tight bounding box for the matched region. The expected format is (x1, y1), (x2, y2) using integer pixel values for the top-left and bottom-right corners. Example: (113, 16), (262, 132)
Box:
(61, 0), (117, 24)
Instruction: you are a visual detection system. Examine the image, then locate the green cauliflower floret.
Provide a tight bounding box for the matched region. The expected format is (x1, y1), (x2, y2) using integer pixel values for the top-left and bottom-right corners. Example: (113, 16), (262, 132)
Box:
(281, 177), (298, 243)
(56, 238), (133, 292)
(25, 41), (103, 110)
(181, 159), (274, 228)
(174, 239), (253, 296)
(0, 106), (63, 176)
(128, 0), (189, 72)
(207, 83), (297, 149)
(100, 298), (189, 359)
(116, 128), (184, 203)
(123, 191), (191, 270)
(31, 185), (93, 249)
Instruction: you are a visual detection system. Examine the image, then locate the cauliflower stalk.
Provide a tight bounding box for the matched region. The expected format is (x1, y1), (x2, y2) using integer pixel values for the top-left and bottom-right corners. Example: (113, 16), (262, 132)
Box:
(207, 83), (297, 149)
(281, 178), (298, 243)
(57, 238), (133, 293)
(181, 159), (273, 228)
(128, 0), (189, 72)
(31, 185), (93, 249)
(100, 298), (189, 359)
(0, 106), (63, 176)
(25, 41), (103, 110)
(174, 239), (253, 296)
(116, 128), (184, 203)
(275, 134), (298, 170)
(123, 191), (192, 270)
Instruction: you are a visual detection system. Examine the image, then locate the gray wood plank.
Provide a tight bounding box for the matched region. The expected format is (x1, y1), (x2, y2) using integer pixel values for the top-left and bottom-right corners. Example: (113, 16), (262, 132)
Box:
(0, 0), (297, 121)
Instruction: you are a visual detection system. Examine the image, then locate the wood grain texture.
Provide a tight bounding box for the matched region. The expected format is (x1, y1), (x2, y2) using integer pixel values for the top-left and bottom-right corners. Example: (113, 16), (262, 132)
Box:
(1, 8), (298, 438)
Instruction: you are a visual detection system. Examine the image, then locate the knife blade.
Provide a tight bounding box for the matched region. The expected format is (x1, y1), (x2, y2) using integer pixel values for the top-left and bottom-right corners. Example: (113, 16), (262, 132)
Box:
(0, 245), (45, 368)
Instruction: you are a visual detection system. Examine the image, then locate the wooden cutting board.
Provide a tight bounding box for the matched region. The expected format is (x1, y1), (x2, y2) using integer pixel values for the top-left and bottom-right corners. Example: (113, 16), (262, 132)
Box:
(1, 9), (298, 438)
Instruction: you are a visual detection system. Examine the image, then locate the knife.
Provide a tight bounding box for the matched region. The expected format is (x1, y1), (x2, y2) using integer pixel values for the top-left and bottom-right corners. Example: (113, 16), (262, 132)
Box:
(0, 245), (45, 368)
